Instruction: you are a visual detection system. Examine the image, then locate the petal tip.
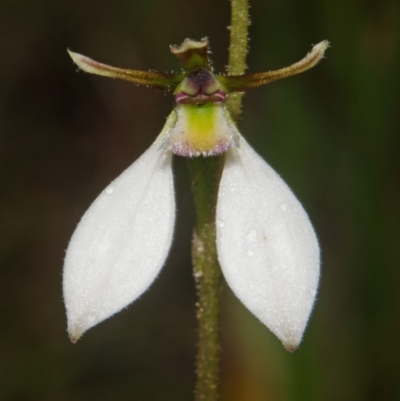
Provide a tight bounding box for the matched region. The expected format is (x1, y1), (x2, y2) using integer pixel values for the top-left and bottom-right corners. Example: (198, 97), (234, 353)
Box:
(283, 340), (300, 353)
(67, 49), (82, 66)
(278, 324), (307, 352)
(67, 313), (89, 343)
(68, 328), (83, 344)
(313, 40), (330, 54)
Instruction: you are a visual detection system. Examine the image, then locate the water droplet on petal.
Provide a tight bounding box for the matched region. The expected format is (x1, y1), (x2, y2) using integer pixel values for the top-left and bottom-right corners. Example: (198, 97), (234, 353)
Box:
(105, 186), (114, 194)
(280, 203), (287, 211)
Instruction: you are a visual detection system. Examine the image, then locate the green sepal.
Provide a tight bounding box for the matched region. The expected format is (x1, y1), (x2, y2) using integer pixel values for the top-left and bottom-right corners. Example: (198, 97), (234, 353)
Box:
(217, 40), (330, 93)
(68, 50), (184, 91)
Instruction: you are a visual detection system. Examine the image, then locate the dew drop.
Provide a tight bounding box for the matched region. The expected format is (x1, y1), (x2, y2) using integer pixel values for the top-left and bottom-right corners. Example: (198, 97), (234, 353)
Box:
(217, 219), (225, 228)
(280, 203), (287, 211)
(105, 186), (114, 194)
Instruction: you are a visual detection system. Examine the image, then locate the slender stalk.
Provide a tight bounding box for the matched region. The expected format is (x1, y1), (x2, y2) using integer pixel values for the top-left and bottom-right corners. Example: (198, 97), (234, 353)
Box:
(226, 0), (250, 121)
(190, 1), (250, 400)
(190, 156), (224, 401)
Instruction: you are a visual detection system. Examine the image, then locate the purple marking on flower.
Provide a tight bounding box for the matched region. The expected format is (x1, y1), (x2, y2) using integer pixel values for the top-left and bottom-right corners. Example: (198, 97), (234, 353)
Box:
(175, 90), (227, 105)
(170, 139), (232, 157)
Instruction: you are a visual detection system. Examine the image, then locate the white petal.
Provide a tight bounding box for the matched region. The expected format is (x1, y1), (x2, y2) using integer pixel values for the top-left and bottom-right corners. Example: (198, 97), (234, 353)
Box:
(216, 136), (320, 350)
(63, 134), (175, 342)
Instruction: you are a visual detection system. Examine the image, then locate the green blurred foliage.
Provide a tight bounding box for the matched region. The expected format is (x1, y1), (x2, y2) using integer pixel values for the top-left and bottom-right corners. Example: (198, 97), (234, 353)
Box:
(1, 0), (399, 400)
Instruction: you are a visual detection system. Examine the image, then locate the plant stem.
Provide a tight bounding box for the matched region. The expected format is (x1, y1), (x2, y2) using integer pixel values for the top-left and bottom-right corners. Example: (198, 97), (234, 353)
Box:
(190, 156), (224, 401)
(226, 0), (250, 121)
(190, 1), (249, 400)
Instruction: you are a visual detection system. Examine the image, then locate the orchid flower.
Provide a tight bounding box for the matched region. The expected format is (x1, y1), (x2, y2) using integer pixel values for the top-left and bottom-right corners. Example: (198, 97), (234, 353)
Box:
(64, 38), (328, 350)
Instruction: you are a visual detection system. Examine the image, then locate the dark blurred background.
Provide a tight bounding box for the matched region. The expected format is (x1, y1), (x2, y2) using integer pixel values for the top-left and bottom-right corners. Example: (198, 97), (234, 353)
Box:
(1, 0), (399, 400)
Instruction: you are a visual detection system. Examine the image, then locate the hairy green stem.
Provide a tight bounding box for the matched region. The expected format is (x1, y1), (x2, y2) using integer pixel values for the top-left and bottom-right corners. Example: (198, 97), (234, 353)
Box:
(226, 0), (250, 121)
(190, 156), (224, 401)
(190, 1), (250, 400)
